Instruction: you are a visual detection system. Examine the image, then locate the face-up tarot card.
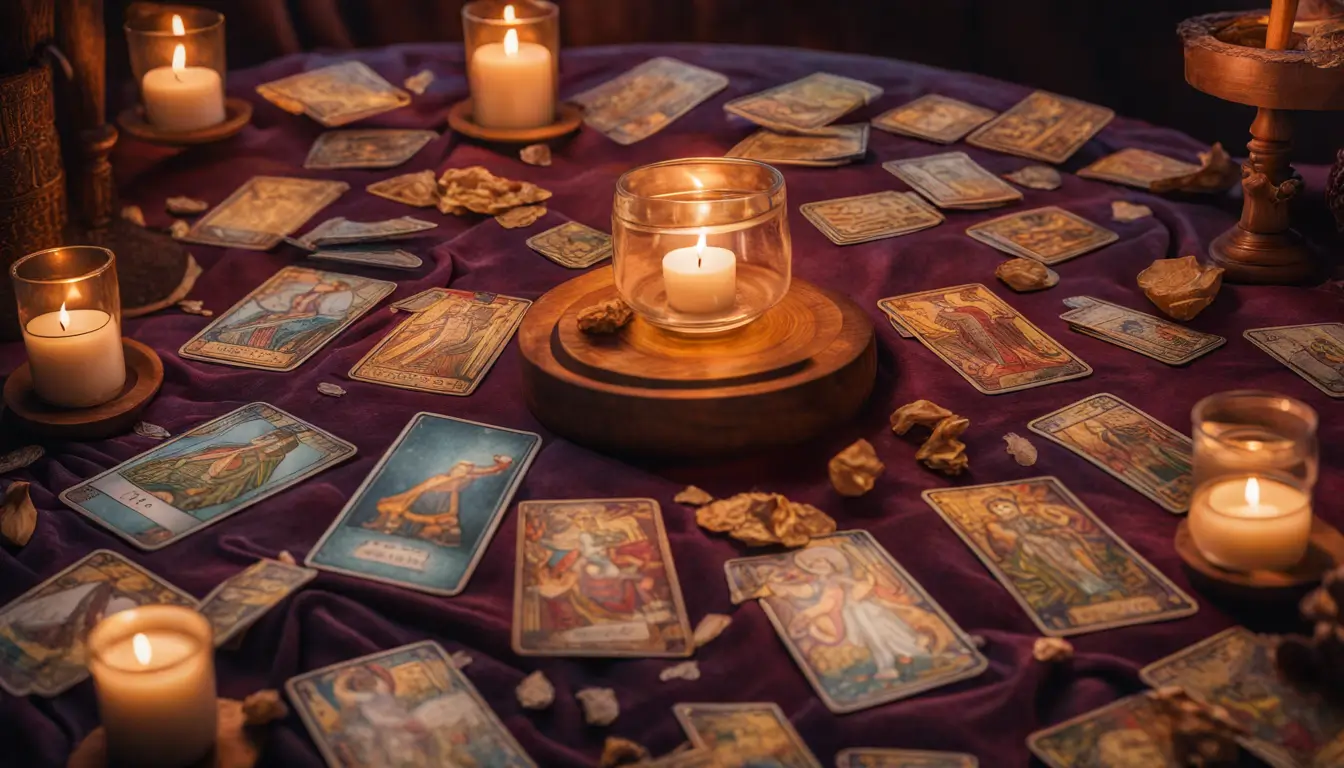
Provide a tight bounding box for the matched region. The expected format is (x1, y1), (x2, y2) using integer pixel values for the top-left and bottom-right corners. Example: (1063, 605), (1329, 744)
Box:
(1141, 627), (1344, 768)
(966, 91), (1114, 164)
(286, 640), (536, 768)
(256, 61), (411, 127)
(181, 177), (349, 251)
(198, 558), (317, 647)
(1060, 297), (1225, 366)
(922, 477), (1197, 636)
(673, 702), (822, 768)
(1077, 148), (1201, 190)
(883, 152), (1023, 210)
(180, 266), (394, 371)
(526, 221), (613, 269)
(306, 413), (541, 596)
(569, 57), (729, 145)
(348, 289), (531, 396)
(871, 94), (996, 144)
(513, 498), (693, 658)
(61, 403), (356, 550)
(0, 550), (196, 696)
(366, 170), (439, 209)
(836, 748), (979, 768)
(1029, 394), (1193, 514)
(966, 207), (1118, 265)
(724, 72), (882, 133)
(726, 124), (868, 166)
(1028, 695), (1182, 768)
(647, 750), (718, 767)
(303, 129), (437, 170)
(878, 284), (1092, 394)
(1244, 323), (1344, 398)
(800, 191), (943, 246)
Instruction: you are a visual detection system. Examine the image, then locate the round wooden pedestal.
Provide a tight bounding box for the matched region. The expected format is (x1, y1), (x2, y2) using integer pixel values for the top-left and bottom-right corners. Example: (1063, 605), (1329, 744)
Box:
(447, 100), (583, 144)
(2, 339), (163, 441)
(117, 97), (253, 146)
(519, 268), (876, 458)
(1175, 517), (1344, 600)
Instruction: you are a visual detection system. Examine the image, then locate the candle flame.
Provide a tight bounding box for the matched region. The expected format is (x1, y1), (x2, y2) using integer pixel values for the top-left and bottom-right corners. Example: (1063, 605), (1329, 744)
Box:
(503, 4), (516, 21)
(133, 633), (152, 666)
(504, 28), (519, 56)
(58, 302), (69, 332)
(172, 43), (186, 72)
(1245, 476), (1261, 507)
(171, 14), (185, 36)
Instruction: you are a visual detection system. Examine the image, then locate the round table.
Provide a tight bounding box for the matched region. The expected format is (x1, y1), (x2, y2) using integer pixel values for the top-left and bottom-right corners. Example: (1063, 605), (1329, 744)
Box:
(1, 43), (1341, 767)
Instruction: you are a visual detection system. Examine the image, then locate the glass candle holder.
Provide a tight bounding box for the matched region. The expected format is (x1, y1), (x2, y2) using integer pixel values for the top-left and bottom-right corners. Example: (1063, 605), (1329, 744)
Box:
(613, 158), (791, 333)
(1189, 472), (1312, 572)
(1191, 390), (1318, 489)
(462, 0), (560, 130)
(11, 246), (125, 408)
(125, 6), (227, 132)
(87, 605), (217, 768)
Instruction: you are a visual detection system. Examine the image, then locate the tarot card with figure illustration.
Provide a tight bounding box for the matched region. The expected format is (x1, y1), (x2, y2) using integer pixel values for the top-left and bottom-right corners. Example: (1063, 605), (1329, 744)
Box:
(306, 413), (540, 596)
(723, 531), (986, 713)
(724, 72), (882, 133)
(61, 403), (356, 550)
(256, 61), (411, 127)
(966, 207), (1118, 265)
(673, 702), (822, 768)
(871, 94), (996, 144)
(513, 498), (693, 658)
(198, 559), (317, 647)
(1029, 394), (1193, 513)
(922, 478), (1197, 636)
(0, 550), (196, 696)
(181, 177), (348, 251)
(303, 129), (437, 169)
(1077, 147), (1201, 190)
(801, 191), (943, 246)
(1245, 323), (1344, 398)
(526, 221), (613, 268)
(180, 266), (394, 371)
(966, 91), (1113, 164)
(1141, 627), (1344, 768)
(569, 57), (729, 145)
(836, 748), (979, 768)
(1060, 297), (1225, 366)
(878, 284), (1091, 394)
(726, 124), (868, 166)
(883, 152), (1023, 210)
(286, 640), (536, 768)
(1028, 695), (1182, 768)
(349, 289), (530, 396)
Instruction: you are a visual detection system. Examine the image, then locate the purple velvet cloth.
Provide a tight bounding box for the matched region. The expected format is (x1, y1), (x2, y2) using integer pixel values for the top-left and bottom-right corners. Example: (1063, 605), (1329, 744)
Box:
(2, 43), (1343, 766)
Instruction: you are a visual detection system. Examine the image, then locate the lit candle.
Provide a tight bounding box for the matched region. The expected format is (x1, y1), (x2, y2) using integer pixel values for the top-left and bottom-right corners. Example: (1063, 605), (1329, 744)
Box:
(1189, 475), (1312, 572)
(662, 231), (737, 314)
(22, 301), (125, 408)
(469, 5), (555, 129)
(141, 15), (225, 132)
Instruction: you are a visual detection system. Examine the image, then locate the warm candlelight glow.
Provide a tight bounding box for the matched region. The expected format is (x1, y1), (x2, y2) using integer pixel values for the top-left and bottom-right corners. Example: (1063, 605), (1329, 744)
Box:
(172, 43), (186, 72)
(1245, 476), (1260, 507)
(57, 302), (69, 332)
(695, 231), (707, 267)
(503, 4), (516, 21)
(504, 28), (519, 56)
(132, 633), (152, 666)
(171, 13), (185, 36)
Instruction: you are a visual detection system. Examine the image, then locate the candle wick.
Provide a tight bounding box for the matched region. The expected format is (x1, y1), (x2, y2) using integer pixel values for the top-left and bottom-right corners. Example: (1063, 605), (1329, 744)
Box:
(174, 70), (183, 83)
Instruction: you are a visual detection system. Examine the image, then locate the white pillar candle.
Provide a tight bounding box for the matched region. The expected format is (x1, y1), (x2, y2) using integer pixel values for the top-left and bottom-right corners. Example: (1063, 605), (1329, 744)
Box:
(21, 303), (125, 408)
(662, 231), (737, 314)
(469, 17), (555, 130)
(1189, 475), (1312, 572)
(142, 42), (225, 132)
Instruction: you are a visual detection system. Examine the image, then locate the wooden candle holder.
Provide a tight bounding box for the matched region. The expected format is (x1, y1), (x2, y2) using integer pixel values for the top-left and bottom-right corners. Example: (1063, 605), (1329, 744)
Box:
(1175, 517), (1344, 598)
(2, 338), (162, 440)
(447, 99), (582, 144)
(116, 97), (252, 146)
(68, 695), (277, 768)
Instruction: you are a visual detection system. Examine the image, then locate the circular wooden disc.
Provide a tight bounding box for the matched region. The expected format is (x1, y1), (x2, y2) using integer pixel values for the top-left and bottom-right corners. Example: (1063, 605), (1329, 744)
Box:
(519, 268), (876, 458)
(447, 100), (583, 144)
(68, 698), (259, 768)
(117, 97), (252, 146)
(1175, 517), (1344, 593)
(3, 339), (163, 441)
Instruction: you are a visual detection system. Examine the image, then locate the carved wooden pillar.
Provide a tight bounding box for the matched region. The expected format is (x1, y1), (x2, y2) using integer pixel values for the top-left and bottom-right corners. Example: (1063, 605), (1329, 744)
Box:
(57, 0), (116, 229)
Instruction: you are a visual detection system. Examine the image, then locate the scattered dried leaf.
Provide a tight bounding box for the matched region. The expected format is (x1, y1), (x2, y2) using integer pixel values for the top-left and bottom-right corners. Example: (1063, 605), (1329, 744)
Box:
(1, 482), (37, 546)
(403, 69), (434, 95)
(120, 205), (146, 227)
(1137, 254), (1224, 321)
(995, 258), (1059, 292)
(692, 614), (731, 648)
(520, 143), (552, 167)
(674, 485), (714, 507)
(969, 634), (987, 649)
(600, 737), (649, 768)
(437, 166), (552, 215)
(169, 219), (191, 239)
(1003, 165), (1062, 191)
(695, 492), (836, 548)
(277, 551), (297, 565)
(1150, 143), (1238, 195)
(517, 670), (555, 710)
(165, 196), (209, 215)
(178, 299), (213, 317)
(659, 660), (701, 682)
(1033, 637), (1074, 662)
(241, 690), (288, 725)
(0, 445), (45, 475)
(576, 687), (619, 726)
(1111, 200), (1153, 222)
(578, 298), (634, 334)
(890, 400), (954, 435)
(134, 422), (170, 440)
(450, 650), (473, 669)
(828, 439), (884, 497)
(368, 170), (440, 208)
(1003, 432), (1038, 466)
(916, 415), (970, 475)
(495, 204), (547, 229)
(317, 382), (346, 398)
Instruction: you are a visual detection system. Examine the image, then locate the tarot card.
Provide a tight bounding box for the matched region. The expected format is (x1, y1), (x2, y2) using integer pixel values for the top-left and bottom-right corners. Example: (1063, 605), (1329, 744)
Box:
(1141, 627), (1344, 768)
(888, 314), (915, 339)
(61, 403), (356, 550)
(0, 550), (196, 696)
(180, 267), (393, 371)
(303, 129), (437, 170)
(724, 72), (883, 133)
(723, 531), (986, 713)
(967, 91), (1113, 164)
(878, 284), (1091, 394)
(306, 413), (541, 596)
(513, 498), (694, 658)
(922, 477), (1198, 636)
(307, 248), (423, 271)
(286, 640), (536, 768)
(1060, 297), (1225, 365)
(349, 289), (530, 396)
(836, 748), (979, 768)
(966, 207), (1118, 265)
(181, 177), (348, 251)
(647, 750), (718, 768)
(1028, 695), (1181, 768)
(256, 61), (411, 127)
(871, 94), (996, 145)
(526, 221), (613, 269)
(293, 216), (437, 249)
(1077, 148), (1201, 190)
(391, 287), (450, 313)
(1244, 323), (1344, 398)
(569, 57), (729, 145)
(673, 702), (822, 768)
(366, 170), (438, 209)
(801, 191), (944, 246)
(198, 558), (317, 647)
(883, 152), (1023, 210)
(726, 124), (868, 167)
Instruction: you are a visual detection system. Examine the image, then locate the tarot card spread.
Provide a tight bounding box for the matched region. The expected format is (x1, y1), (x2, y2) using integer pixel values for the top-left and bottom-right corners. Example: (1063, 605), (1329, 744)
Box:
(569, 57), (729, 145)
(965, 207), (1118, 265)
(198, 559), (317, 647)
(726, 124), (868, 167)
(303, 129), (437, 170)
(179, 266), (394, 371)
(878, 284), (1091, 394)
(800, 191), (943, 246)
(526, 221), (613, 269)
(967, 91), (1114, 164)
(1077, 147), (1201, 190)
(1060, 297), (1226, 366)
(723, 531), (986, 713)
(1141, 627), (1344, 768)
(922, 478), (1197, 636)
(673, 702), (822, 768)
(286, 641), (536, 768)
(513, 499), (693, 658)
(871, 94), (996, 145)
(1028, 695), (1183, 768)
(181, 177), (349, 251)
(0, 550), (196, 696)
(883, 152), (1023, 210)
(836, 749), (978, 768)
(61, 403), (356, 550)
(349, 289), (531, 396)
(256, 61), (410, 127)
(1245, 323), (1344, 398)
(724, 72), (883, 133)
(306, 413), (541, 596)
(1029, 394), (1193, 514)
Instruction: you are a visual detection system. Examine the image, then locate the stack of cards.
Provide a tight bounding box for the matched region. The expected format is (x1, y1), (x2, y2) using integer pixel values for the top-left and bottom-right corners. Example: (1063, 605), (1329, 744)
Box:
(181, 177), (349, 251)
(966, 206), (1118, 265)
(967, 91), (1113, 164)
(871, 94), (997, 145)
(725, 72), (882, 133)
(1060, 296), (1225, 365)
(883, 152), (1023, 210)
(256, 61), (410, 127)
(526, 221), (613, 268)
(1245, 323), (1344, 398)
(303, 129), (437, 170)
(726, 123), (869, 166)
(1077, 147), (1202, 191)
(801, 190), (944, 245)
(289, 216), (435, 270)
(569, 57), (729, 145)
(673, 703), (822, 768)
(837, 749), (978, 767)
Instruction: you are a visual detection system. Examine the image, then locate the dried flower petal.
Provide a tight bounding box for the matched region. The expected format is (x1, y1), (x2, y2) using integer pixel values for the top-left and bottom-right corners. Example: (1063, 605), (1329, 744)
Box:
(277, 551), (297, 565)
(891, 400), (954, 435)
(495, 204), (547, 229)
(658, 660), (701, 682)
(450, 650), (473, 669)
(1150, 143), (1238, 195)
(165, 196), (209, 215)
(1, 481), (37, 546)
(995, 258), (1058, 293)
(696, 492), (835, 548)
(317, 382), (347, 398)
(692, 614), (732, 647)
(134, 422), (171, 440)
(1003, 165), (1061, 190)
(437, 166), (552, 216)
(828, 439), (884, 497)
(241, 690), (288, 725)
(1111, 200), (1153, 222)
(520, 143), (552, 167)
(674, 485), (713, 506)
(1003, 432), (1038, 466)
(121, 205), (146, 227)
(576, 687), (619, 726)
(178, 299), (213, 317)
(916, 416), (970, 475)
(1033, 637), (1073, 662)
(0, 446), (44, 475)
(578, 298), (634, 334)
(517, 670), (554, 710)
(600, 737), (648, 768)
(1137, 255), (1223, 321)
(169, 219), (191, 239)
(403, 69), (434, 95)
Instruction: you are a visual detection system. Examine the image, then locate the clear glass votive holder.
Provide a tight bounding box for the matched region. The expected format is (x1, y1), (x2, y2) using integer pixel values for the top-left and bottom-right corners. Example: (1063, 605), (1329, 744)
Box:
(124, 6), (227, 132)
(613, 158), (792, 333)
(1191, 390), (1319, 489)
(1188, 471), (1312, 572)
(462, 0), (560, 129)
(11, 245), (125, 408)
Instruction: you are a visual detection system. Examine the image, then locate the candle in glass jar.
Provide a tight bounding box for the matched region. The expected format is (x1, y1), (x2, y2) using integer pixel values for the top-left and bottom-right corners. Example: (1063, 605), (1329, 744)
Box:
(22, 302), (125, 408)
(142, 18), (225, 132)
(1189, 475), (1312, 572)
(469, 6), (555, 129)
(662, 231), (737, 314)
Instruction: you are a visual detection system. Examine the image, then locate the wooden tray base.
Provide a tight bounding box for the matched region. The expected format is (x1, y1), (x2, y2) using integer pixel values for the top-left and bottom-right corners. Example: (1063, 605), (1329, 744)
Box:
(1175, 517), (1344, 598)
(519, 268), (876, 458)
(68, 698), (262, 768)
(447, 100), (583, 144)
(117, 97), (252, 146)
(3, 339), (163, 441)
